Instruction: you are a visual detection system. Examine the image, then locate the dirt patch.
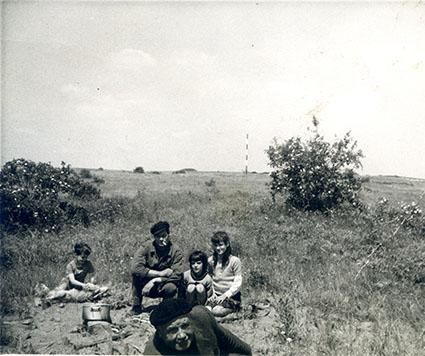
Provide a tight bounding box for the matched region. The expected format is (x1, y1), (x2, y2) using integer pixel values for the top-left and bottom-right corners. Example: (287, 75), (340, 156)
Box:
(1, 298), (281, 354)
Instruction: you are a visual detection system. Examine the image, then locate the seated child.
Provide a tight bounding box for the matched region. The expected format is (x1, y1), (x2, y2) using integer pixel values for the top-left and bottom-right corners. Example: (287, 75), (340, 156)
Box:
(207, 231), (243, 317)
(183, 250), (213, 307)
(45, 242), (108, 303)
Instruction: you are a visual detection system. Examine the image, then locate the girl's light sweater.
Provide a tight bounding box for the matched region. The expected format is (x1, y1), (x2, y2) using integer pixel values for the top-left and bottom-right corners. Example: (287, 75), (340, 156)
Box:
(208, 255), (242, 298)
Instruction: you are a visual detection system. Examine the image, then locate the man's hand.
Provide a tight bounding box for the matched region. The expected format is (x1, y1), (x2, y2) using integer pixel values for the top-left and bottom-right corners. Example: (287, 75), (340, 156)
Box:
(160, 268), (173, 277)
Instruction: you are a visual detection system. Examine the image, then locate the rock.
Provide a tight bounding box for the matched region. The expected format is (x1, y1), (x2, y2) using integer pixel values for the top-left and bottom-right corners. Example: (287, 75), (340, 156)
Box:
(65, 334), (110, 350)
(96, 341), (113, 354)
(69, 325), (83, 334)
(112, 343), (129, 355)
(34, 297), (42, 307)
(88, 322), (112, 336)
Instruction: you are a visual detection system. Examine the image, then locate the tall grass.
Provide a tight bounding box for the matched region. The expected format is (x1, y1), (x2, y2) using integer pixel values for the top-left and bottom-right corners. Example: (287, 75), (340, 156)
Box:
(1, 171), (424, 354)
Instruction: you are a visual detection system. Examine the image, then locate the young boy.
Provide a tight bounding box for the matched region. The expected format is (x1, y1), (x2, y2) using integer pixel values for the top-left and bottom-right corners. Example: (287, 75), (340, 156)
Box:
(46, 242), (107, 302)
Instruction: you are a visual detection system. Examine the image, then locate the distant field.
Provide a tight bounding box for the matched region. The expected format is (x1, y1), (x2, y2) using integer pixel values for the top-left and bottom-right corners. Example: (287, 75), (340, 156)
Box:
(2, 170), (425, 354)
(90, 170), (270, 198)
(91, 169), (425, 207)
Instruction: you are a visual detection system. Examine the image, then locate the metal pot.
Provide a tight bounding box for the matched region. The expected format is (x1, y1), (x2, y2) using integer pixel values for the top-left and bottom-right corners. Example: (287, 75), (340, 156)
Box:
(82, 303), (112, 323)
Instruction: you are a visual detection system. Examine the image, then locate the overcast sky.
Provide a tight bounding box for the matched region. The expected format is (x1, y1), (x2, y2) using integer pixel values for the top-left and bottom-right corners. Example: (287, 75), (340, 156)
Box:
(2, 1), (425, 178)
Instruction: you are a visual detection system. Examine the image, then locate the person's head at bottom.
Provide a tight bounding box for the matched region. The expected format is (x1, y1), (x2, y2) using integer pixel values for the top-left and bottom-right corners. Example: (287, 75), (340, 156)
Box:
(150, 298), (194, 352)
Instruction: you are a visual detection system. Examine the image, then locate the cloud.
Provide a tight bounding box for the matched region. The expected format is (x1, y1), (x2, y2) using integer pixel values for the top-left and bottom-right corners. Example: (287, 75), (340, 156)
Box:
(168, 49), (216, 69)
(108, 48), (157, 72)
(60, 83), (91, 100)
(170, 130), (191, 139)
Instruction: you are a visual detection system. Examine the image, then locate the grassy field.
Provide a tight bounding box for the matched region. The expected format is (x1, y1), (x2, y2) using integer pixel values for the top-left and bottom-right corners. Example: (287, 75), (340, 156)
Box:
(1, 170), (425, 354)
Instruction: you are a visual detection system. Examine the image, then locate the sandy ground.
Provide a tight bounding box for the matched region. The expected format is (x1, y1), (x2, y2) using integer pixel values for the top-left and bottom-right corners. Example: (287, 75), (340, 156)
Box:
(1, 297), (280, 354)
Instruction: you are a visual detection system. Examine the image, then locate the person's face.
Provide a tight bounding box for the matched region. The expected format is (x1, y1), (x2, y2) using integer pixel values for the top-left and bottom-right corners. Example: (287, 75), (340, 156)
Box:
(212, 241), (228, 256)
(158, 316), (194, 351)
(190, 260), (203, 275)
(77, 250), (90, 262)
(154, 230), (170, 248)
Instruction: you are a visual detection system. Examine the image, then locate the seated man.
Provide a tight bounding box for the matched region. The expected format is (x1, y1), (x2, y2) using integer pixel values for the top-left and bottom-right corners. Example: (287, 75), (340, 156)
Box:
(130, 221), (184, 315)
(144, 298), (252, 355)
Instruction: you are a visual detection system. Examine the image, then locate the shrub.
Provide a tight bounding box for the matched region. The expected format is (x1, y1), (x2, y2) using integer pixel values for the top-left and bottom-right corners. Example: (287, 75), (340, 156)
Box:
(92, 175), (105, 184)
(173, 168), (197, 174)
(373, 197), (424, 237)
(266, 118), (364, 211)
(79, 168), (92, 179)
(133, 166), (145, 173)
(361, 175), (371, 183)
(0, 158), (101, 233)
(205, 178), (216, 187)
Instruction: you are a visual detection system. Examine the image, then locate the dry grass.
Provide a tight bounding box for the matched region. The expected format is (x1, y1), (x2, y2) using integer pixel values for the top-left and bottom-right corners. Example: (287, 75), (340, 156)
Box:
(1, 170), (425, 354)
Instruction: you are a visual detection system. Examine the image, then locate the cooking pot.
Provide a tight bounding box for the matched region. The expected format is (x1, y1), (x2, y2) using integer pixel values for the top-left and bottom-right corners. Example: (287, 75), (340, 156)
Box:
(82, 303), (112, 323)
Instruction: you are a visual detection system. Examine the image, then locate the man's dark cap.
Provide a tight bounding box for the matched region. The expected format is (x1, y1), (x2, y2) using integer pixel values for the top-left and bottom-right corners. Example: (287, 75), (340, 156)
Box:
(150, 298), (192, 328)
(150, 221), (170, 236)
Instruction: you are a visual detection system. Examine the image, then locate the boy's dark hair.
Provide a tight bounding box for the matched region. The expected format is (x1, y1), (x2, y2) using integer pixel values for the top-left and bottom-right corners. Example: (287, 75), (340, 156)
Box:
(74, 242), (92, 256)
(211, 231), (232, 268)
(150, 221), (170, 236)
(188, 250), (208, 275)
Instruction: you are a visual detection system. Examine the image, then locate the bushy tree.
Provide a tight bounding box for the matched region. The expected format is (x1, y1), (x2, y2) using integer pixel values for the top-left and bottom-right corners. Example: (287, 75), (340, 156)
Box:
(133, 166), (145, 173)
(0, 158), (100, 232)
(266, 118), (364, 211)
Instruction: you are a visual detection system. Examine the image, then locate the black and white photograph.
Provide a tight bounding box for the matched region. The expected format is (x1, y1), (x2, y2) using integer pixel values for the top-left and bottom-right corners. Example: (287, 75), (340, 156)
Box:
(1, 1), (425, 354)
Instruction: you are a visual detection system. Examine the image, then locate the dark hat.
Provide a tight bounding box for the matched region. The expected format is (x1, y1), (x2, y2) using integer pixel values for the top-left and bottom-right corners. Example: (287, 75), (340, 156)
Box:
(150, 298), (192, 328)
(150, 221), (170, 236)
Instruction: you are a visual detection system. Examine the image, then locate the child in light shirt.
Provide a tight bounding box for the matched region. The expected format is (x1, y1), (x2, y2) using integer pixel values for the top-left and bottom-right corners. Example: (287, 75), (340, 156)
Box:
(207, 231), (243, 317)
(45, 242), (107, 303)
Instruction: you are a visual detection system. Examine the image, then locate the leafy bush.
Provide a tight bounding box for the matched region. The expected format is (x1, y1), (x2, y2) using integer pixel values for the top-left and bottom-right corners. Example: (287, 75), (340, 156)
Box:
(0, 158), (101, 232)
(79, 168), (92, 179)
(133, 166), (145, 173)
(266, 119), (363, 211)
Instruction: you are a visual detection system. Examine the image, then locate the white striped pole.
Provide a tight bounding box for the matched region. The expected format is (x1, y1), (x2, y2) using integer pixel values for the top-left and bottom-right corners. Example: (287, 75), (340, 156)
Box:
(245, 133), (249, 175)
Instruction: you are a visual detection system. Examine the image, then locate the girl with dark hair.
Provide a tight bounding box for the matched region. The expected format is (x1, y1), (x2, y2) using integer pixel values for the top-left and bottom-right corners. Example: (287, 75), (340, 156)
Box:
(183, 250), (213, 307)
(207, 231), (243, 317)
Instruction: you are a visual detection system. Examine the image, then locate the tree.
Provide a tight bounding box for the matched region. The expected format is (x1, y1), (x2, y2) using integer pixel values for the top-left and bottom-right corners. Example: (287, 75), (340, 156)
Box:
(266, 118), (364, 211)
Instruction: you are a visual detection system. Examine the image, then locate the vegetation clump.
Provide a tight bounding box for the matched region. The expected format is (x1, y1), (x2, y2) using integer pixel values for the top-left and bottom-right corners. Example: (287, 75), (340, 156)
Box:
(92, 176), (105, 184)
(0, 158), (100, 233)
(133, 166), (145, 173)
(266, 118), (364, 211)
(79, 168), (92, 179)
(173, 168), (197, 174)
